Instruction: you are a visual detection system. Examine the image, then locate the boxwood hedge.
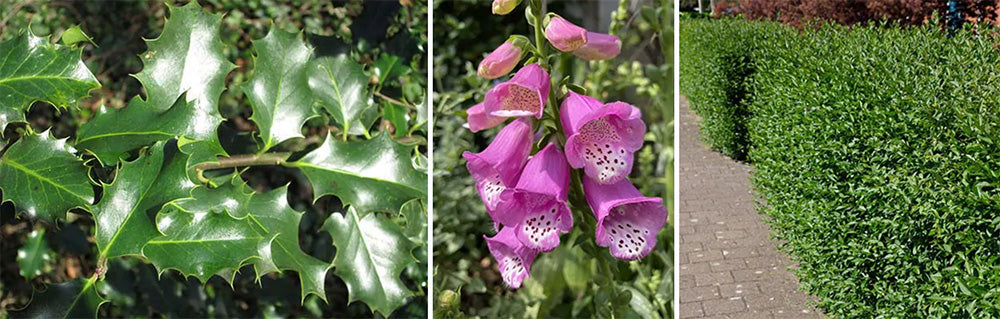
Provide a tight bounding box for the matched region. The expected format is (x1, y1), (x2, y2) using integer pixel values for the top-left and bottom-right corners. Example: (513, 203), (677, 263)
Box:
(681, 18), (1000, 317)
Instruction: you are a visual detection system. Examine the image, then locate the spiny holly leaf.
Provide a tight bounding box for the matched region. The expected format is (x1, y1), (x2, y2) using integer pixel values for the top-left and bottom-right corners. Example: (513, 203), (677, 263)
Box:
(17, 228), (53, 280)
(0, 31), (99, 129)
(0, 132), (93, 220)
(245, 27), (317, 151)
(142, 201), (270, 284)
(75, 96), (220, 165)
(167, 178), (331, 302)
(323, 208), (415, 316)
(75, 1), (233, 165)
(373, 53), (409, 86)
(9, 277), (106, 319)
(92, 141), (193, 260)
(134, 1), (234, 114)
(400, 199), (427, 245)
(308, 55), (371, 136)
(289, 132), (426, 215)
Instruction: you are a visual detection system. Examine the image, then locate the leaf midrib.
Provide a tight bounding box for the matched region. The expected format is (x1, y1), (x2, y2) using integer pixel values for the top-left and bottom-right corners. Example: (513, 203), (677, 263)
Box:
(348, 210), (389, 300)
(292, 162), (424, 195)
(1, 157), (89, 202)
(145, 236), (264, 245)
(97, 162), (160, 259)
(0, 75), (95, 86)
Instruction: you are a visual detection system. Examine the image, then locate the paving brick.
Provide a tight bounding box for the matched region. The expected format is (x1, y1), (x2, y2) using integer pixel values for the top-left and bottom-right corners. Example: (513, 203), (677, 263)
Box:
(678, 97), (823, 318)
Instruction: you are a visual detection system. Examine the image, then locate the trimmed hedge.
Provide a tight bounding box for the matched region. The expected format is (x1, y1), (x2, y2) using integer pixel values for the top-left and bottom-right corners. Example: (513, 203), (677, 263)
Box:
(681, 19), (1000, 317)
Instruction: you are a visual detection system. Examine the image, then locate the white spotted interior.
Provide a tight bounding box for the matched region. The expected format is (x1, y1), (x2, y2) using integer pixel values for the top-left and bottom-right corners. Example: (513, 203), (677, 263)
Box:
(578, 118), (628, 183)
(500, 255), (527, 288)
(521, 205), (561, 248)
(480, 173), (506, 209)
(606, 206), (651, 259)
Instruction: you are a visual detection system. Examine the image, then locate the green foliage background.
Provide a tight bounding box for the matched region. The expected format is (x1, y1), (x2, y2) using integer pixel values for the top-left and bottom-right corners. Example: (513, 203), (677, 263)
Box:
(0, 1), (428, 318)
(681, 18), (1000, 317)
(432, 0), (673, 318)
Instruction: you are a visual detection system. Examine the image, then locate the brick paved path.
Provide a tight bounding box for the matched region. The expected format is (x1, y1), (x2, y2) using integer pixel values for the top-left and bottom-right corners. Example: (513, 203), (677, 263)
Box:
(678, 97), (822, 318)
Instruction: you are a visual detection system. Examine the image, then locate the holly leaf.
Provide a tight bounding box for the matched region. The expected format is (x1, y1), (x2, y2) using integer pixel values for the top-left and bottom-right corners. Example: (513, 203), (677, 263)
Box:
(134, 2), (234, 114)
(17, 228), (53, 280)
(0, 31), (99, 129)
(308, 55), (371, 135)
(0, 132), (93, 220)
(74, 1), (232, 165)
(289, 132), (426, 215)
(373, 53), (408, 86)
(9, 277), (106, 319)
(142, 200), (270, 284)
(245, 28), (317, 150)
(400, 199), (426, 245)
(323, 207), (415, 316)
(92, 141), (193, 260)
(165, 178), (331, 302)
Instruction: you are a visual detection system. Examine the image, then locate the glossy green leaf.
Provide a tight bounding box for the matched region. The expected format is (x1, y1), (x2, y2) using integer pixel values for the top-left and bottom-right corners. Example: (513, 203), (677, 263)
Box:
(166, 178), (331, 302)
(59, 26), (96, 47)
(92, 141), (194, 259)
(290, 132), (426, 215)
(17, 228), (53, 279)
(374, 54), (408, 85)
(323, 208), (415, 316)
(134, 2), (234, 114)
(74, 1), (232, 165)
(0, 132), (93, 220)
(142, 200), (270, 283)
(245, 28), (316, 150)
(0, 32), (99, 128)
(308, 55), (371, 136)
(9, 277), (106, 319)
(400, 199), (426, 245)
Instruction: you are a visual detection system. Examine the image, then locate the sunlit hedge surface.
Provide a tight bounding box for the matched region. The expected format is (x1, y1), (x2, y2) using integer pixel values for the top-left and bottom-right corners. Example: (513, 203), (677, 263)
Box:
(681, 18), (1000, 317)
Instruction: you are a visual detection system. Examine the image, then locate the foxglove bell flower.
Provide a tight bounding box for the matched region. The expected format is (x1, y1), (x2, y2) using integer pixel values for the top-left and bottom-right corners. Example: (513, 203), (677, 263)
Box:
(572, 32), (621, 61)
(561, 92), (646, 184)
(583, 178), (667, 261)
(496, 143), (572, 252)
(544, 15), (588, 52)
(484, 63), (550, 119)
(465, 103), (506, 132)
(485, 226), (538, 289)
(478, 36), (528, 79)
(463, 118), (533, 226)
(492, 0), (522, 15)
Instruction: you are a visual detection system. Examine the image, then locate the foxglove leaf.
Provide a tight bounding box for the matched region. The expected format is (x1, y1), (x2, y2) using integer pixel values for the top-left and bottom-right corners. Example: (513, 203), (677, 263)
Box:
(17, 228), (53, 279)
(166, 178), (332, 302)
(0, 31), (99, 128)
(323, 208), (415, 316)
(290, 132), (426, 215)
(308, 55), (372, 135)
(9, 277), (106, 319)
(92, 141), (193, 260)
(245, 28), (317, 150)
(142, 201), (270, 283)
(74, 2), (232, 165)
(0, 132), (93, 220)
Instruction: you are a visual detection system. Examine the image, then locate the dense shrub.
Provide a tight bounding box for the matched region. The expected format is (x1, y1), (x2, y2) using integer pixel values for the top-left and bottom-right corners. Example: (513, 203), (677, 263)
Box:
(681, 18), (1000, 317)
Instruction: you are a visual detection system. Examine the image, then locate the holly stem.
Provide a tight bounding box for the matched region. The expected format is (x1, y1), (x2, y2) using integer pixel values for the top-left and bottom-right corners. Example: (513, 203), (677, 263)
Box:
(193, 152), (290, 183)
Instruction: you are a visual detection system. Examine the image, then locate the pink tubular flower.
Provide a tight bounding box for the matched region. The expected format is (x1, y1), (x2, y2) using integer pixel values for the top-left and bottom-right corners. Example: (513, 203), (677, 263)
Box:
(495, 143), (572, 252)
(544, 15), (588, 52)
(465, 103), (506, 132)
(463, 118), (533, 227)
(583, 178), (667, 261)
(478, 36), (528, 79)
(484, 63), (550, 119)
(492, 0), (522, 15)
(573, 32), (621, 61)
(485, 226), (538, 289)
(560, 92), (646, 184)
